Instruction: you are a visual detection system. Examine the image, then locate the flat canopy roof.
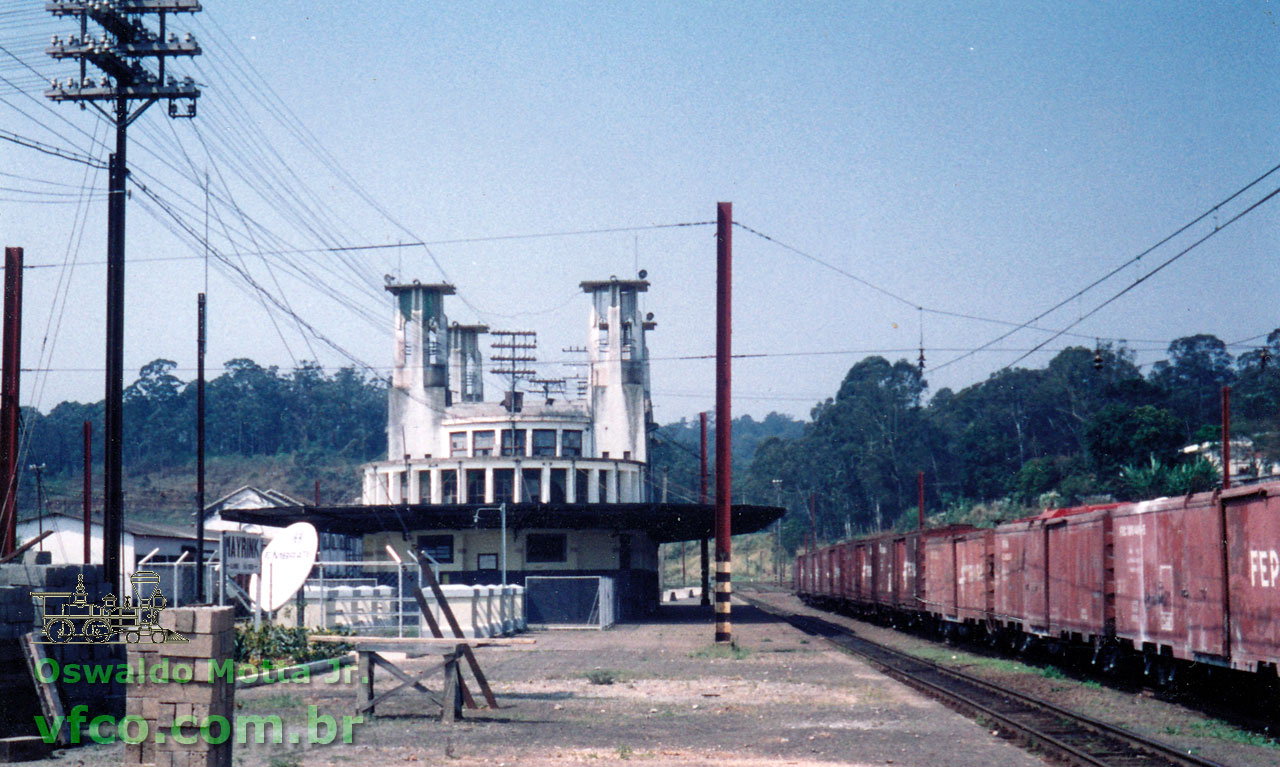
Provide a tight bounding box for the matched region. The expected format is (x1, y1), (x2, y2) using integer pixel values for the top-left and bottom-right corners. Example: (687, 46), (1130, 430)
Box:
(220, 502), (783, 544)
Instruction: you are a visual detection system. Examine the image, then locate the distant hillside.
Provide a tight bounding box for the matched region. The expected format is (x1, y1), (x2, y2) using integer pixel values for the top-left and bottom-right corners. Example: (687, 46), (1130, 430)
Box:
(22, 452), (366, 528)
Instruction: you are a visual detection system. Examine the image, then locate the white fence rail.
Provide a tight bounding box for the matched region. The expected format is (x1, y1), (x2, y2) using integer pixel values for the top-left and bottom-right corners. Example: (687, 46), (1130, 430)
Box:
(139, 560), (526, 638)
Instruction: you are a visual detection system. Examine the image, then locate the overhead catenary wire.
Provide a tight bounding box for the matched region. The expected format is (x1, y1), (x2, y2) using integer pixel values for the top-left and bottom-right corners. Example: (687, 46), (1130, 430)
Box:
(933, 160), (1280, 373)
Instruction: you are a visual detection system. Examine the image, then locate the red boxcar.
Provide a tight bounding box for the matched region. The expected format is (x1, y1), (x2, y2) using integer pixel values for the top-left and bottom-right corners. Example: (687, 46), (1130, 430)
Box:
(1223, 484), (1280, 671)
(995, 505), (1116, 640)
(893, 531), (923, 611)
(1112, 492), (1226, 663)
(955, 529), (994, 623)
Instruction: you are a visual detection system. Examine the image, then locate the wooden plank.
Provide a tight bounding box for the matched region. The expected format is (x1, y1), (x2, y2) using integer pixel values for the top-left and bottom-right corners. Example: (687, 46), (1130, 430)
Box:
(409, 583), (478, 709)
(0, 531), (52, 564)
(441, 648), (461, 723)
(419, 567), (502, 709)
(20, 634), (66, 747)
(356, 651), (373, 717)
(310, 635), (533, 647)
(367, 653), (443, 707)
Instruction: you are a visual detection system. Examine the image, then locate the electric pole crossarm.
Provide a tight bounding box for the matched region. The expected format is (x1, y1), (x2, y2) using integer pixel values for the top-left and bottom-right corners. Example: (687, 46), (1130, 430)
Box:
(46, 82), (198, 102)
(47, 1), (202, 15)
(48, 41), (201, 61)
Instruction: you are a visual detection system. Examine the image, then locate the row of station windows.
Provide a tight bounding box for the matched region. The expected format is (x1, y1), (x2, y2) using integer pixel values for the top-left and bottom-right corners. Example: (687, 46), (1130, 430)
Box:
(449, 428), (584, 458)
(375, 465), (643, 505)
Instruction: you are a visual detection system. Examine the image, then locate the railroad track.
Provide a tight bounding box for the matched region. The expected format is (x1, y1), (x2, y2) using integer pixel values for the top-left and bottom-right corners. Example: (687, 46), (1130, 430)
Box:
(741, 594), (1226, 767)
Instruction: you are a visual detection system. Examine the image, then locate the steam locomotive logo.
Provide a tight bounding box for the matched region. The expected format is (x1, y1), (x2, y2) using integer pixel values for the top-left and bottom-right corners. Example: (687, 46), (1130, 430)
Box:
(30, 572), (188, 645)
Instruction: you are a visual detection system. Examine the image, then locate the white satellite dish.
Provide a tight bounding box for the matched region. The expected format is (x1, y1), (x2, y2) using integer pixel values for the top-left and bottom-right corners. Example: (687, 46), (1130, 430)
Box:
(249, 522), (318, 612)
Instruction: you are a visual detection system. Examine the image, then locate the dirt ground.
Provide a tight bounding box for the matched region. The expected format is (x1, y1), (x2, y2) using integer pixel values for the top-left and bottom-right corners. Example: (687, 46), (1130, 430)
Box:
(30, 596), (1054, 767)
(745, 590), (1280, 767)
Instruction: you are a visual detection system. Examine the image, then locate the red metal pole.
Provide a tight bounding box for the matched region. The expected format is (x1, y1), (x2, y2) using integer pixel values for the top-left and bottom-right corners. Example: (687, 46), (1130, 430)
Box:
(917, 470), (925, 529)
(83, 421), (92, 564)
(1222, 385), (1231, 490)
(0, 247), (21, 558)
(714, 202), (733, 644)
(808, 492), (817, 553)
(699, 411), (709, 606)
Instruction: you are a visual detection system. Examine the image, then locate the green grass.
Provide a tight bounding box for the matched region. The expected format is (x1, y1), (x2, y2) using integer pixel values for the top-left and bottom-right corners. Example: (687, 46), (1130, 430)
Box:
(242, 693), (303, 709)
(583, 668), (628, 685)
(689, 643), (752, 660)
(1183, 720), (1280, 748)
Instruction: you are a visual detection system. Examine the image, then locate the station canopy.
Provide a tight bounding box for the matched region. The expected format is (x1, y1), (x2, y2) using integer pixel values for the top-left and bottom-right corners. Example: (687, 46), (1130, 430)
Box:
(219, 502), (784, 544)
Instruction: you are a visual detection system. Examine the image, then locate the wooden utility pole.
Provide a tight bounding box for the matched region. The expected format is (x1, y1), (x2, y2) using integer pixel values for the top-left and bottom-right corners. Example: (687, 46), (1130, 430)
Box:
(0, 247), (21, 558)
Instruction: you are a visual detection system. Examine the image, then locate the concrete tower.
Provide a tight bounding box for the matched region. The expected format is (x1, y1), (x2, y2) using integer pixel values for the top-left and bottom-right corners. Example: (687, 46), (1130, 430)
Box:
(581, 278), (653, 465)
(386, 282), (455, 460)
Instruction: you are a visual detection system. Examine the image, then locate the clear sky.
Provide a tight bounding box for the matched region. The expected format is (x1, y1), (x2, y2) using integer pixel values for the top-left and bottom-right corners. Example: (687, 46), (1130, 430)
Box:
(0, 1), (1277, 425)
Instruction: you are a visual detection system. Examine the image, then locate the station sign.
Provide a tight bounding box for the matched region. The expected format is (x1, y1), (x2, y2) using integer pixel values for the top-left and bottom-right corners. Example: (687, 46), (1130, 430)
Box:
(222, 531), (264, 575)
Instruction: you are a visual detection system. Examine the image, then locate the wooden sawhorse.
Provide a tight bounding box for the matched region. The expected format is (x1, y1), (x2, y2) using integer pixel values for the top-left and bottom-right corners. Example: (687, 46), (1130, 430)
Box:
(311, 636), (534, 723)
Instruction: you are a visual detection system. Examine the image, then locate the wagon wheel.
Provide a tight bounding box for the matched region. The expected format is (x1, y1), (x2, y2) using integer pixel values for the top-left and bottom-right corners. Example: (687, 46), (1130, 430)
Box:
(45, 618), (74, 643)
(125, 630), (141, 643)
(151, 629), (168, 643)
(84, 617), (112, 643)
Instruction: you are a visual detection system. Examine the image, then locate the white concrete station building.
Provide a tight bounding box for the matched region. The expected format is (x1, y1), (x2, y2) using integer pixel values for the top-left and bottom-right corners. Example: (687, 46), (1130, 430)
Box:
(226, 276), (780, 620)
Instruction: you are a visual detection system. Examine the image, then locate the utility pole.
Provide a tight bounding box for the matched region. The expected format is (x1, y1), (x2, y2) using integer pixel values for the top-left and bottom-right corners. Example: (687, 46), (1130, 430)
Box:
(1222, 386), (1231, 490)
(714, 202), (732, 644)
(46, 0), (202, 594)
(491, 330), (536, 500)
(83, 421), (92, 565)
(771, 478), (782, 585)
(196, 292), (206, 601)
(0, 247), (21, 559)
(29, 464), (46, 550)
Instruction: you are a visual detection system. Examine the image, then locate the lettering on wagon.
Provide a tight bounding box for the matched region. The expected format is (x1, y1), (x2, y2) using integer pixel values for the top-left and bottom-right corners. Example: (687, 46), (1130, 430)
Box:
(1249, 550), (1280, 588)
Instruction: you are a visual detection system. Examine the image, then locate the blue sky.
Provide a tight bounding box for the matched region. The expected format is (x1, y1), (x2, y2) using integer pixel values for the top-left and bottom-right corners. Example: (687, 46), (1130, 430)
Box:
(1, 1), (1277, 424)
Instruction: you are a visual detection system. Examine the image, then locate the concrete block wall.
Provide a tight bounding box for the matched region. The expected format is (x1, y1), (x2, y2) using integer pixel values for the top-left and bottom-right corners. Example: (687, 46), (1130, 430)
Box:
(0, 564), (124, 739)
(124, 606), (235, 767)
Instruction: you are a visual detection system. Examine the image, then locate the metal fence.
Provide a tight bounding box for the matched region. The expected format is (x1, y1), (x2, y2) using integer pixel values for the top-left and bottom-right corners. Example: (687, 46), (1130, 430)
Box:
(137, 559), (526, 638)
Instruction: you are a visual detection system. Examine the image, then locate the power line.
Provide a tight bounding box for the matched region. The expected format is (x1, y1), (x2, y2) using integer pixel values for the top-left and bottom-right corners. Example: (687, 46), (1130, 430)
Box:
(1000, 183), (1280, 370)
(934, 160), (1280, 372)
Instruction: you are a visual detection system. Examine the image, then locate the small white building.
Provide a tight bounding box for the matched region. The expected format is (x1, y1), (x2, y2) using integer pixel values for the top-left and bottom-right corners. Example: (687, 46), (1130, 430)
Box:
(1181, 437), (1280, 481)
(16, 510), (198, 568)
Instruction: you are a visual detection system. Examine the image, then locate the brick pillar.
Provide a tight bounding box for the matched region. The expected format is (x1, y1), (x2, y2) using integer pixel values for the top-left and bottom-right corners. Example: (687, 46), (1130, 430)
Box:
(125, 606), (234, 767)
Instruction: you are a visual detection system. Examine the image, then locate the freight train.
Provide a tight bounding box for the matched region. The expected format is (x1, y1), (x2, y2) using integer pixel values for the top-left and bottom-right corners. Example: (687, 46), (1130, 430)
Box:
(794, 481), (1280, 685)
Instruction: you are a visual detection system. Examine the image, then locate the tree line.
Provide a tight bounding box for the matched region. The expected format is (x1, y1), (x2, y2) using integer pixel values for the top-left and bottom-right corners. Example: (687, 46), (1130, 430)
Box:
(21, 359), (387, 477)
(16, 331), (1280, 554)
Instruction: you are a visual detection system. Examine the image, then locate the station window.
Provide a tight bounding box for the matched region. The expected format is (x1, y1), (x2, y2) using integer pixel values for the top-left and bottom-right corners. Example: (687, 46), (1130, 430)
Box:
(449, 432), (467, 457)
(398, 471), (408, 503)
(522, 468), (542, 503)
(440, 470), (458, 504)
(418, 471), (431, 504)
(549, 468), (567, 503)
(575, 469), (589, 503)
(417, 534), (454, 564)
(525, 533), (567, 563)
(466, 469), (486, 502)
(493, 468), (515, 503)
(473, 430), (495, 456)
(501, 429), (526, 456)
(531, 429), (557, 457)
(562, 430), (582, 457)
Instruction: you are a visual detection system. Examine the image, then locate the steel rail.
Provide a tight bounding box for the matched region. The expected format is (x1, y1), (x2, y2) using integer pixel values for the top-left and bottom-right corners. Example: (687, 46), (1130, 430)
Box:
(742, 595), (1227, 767)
